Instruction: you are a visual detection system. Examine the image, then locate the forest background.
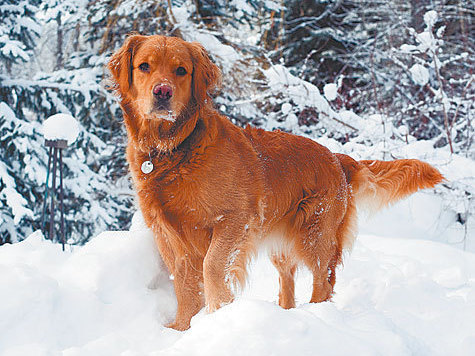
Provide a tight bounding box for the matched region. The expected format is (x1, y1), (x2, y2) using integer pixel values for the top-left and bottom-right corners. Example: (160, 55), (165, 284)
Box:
(0, 0), (473, 247)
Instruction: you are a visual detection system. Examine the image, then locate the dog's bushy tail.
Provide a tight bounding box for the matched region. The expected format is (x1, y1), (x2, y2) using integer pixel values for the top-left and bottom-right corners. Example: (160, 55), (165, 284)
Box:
(336, 154), (444, 213)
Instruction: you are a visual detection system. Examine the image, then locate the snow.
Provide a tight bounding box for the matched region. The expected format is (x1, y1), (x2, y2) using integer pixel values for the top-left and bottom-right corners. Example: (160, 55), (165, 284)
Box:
(42, 113), (80, 144)
(415, 31), (438, 53)
(184, 31), (240, 73)
(400, 10), (441, 55)
(0, 36), (29, 61)
(0, 161), (34, 224)
(264, 64), (331, 112)
(230, 0), (255, 16)
(0, 102), (35, 225)
(281, 102), (292, 115)
(323, 83), (338, 101)
(1, 210), (475, 355)
(175, 4), (240, 74)
(262, 64), (368, 135)
(409, 64), (430, 86)
(424, 10), (438, 30)
(265, 65), (339, 123)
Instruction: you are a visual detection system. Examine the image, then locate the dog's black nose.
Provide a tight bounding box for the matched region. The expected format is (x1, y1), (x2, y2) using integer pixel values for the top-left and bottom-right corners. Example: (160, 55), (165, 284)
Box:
(153, 84), (173, 100)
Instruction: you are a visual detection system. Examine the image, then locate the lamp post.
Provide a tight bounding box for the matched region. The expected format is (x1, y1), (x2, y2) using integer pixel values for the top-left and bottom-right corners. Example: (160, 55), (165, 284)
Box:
(41, 139), (67, 250)
(40, 113), (80, 251)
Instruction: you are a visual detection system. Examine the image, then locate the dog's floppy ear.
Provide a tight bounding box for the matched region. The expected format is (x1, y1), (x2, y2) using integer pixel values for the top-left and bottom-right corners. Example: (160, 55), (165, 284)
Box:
(187, 42), (221, 107)
(108, 34), (147, 95)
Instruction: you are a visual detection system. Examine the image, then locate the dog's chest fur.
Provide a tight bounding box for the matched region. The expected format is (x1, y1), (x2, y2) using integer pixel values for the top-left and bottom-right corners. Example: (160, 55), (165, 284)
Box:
(131, 148), (217, 229)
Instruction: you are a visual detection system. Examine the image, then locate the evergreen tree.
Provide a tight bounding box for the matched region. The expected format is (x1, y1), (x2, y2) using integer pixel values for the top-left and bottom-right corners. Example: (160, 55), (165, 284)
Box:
(273, 0), (358, 87)
(1, 0), (42, 243)
(0, 0), (41, 74)
(0, 0), (133, 245)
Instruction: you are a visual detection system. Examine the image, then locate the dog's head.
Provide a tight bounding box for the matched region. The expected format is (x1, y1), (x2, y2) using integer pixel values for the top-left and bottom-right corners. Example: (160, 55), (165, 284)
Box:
(108, 35), (221, 122)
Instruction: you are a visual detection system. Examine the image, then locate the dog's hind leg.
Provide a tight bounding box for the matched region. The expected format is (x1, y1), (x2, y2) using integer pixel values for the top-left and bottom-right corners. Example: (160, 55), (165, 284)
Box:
(308, 251), (334, 303)
(271, 253), (297, 309)
(305, 206), (354, 303)
(329, 198), (357, 289)
(291, 224), (335, 304)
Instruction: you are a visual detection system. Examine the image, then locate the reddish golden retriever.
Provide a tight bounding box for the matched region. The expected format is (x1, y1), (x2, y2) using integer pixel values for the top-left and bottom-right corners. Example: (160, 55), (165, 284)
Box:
(108, 35), (443, 330)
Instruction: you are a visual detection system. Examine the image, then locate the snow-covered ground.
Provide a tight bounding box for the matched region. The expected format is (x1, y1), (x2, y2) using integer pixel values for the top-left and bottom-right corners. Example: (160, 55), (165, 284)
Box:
(1, 204), (474, 356)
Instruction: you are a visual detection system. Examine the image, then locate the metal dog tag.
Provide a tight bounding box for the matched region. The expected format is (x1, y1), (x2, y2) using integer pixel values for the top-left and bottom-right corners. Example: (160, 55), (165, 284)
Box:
(141, 160), (154, 174)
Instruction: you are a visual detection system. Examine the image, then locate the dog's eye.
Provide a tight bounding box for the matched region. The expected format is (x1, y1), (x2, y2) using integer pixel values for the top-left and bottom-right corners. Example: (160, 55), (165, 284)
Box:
(176, 66), (187, 76)
(138, 63), (150, 72)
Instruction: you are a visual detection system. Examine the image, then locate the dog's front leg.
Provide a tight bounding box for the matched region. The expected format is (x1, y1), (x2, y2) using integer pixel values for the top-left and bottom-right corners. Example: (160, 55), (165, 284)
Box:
(166, 255), (205, 331)
(203, 221), (247, 312)
(154, 230), (205, 330)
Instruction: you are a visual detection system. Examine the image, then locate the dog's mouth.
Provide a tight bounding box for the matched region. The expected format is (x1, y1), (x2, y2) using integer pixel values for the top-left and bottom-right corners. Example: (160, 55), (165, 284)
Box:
(154, 98), (171, 111)
(149, 104), (176, 122)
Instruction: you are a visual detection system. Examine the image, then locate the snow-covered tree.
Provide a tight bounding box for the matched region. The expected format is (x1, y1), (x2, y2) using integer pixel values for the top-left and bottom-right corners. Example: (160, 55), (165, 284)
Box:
(1, 0), (41, 243)
(269, 0), (358, 88)
(0, 0), (41, 74)
(330, 0), (474, 155)
(0, 0), (133, 245)
(0, 0), (472, 246)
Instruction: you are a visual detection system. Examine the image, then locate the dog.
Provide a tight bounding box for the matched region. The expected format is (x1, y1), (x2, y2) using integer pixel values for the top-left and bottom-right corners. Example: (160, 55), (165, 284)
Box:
(108, 35), (443, 330)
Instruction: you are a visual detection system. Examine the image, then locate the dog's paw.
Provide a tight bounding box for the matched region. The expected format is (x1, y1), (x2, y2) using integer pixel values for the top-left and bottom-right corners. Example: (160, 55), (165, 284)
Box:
(165, 320), (190, 331)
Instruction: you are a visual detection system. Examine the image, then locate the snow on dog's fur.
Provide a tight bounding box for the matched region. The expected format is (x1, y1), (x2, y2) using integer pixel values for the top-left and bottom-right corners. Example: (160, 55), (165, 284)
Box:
(108, 35), (443, 330)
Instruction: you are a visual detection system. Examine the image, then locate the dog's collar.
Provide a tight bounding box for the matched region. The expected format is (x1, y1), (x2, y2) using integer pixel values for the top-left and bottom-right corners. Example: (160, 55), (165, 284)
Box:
(139, 118), (204, 175)
(141, 159), (153, 174)
(141, 149), (158, 174)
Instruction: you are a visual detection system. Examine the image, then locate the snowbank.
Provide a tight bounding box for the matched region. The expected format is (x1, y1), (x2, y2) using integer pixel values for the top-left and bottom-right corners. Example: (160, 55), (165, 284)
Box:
(1, 215), (475, 355)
